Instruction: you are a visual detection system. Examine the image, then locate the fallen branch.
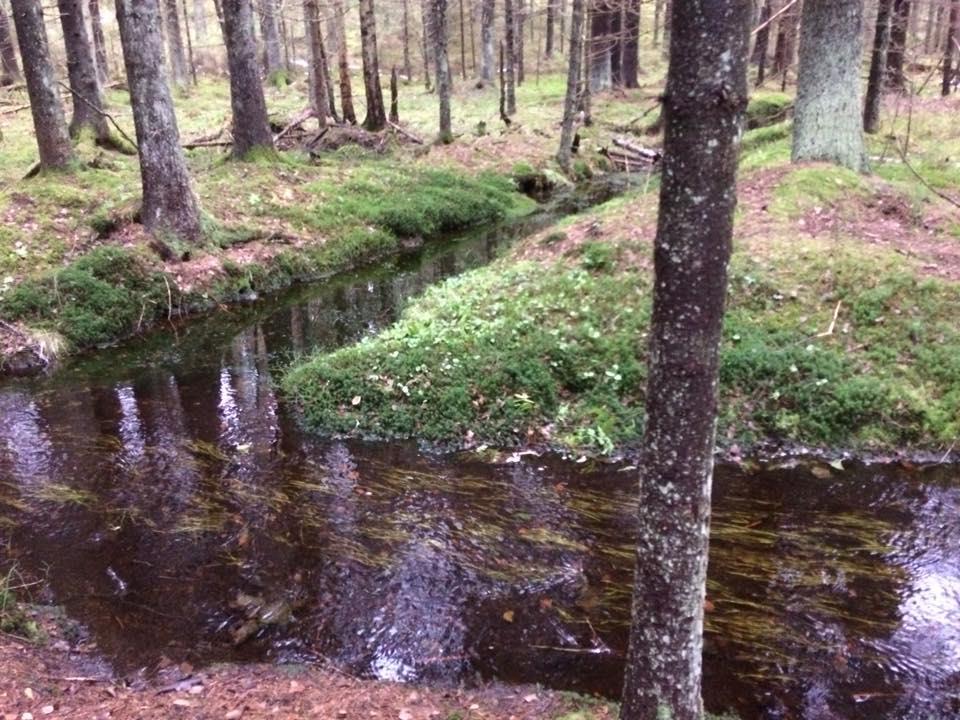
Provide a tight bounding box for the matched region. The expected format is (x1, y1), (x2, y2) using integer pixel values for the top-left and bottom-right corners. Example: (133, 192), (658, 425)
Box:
(183, 139), (233, 149)
(752, 0), (800, 35)
(274, 106), (315, 143)
(612, 137), (662, 163)
(387, 120), (424, 145)
(816, 301), (842, 338)
(0, 103), (29, 116)
(56, 81), (139, 151)
(893, 142), (960, 210)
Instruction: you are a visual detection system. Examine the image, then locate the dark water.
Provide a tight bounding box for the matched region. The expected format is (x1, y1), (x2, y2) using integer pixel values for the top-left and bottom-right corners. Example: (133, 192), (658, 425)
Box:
(1, 227), (958, 720)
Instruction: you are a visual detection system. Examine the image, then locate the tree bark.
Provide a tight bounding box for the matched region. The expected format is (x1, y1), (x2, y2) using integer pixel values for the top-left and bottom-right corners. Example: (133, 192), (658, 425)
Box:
(430, 0), (453, 141)
(193, 0), (208, 38)
(402, 0), (413, 79)
(587, 0), (612, 91)
(459, 0), (467, 80)
(886, 0), (911, 90)
(57, 0), (111, 141)
(304, 0), (330, 128)
(221, 0), (274, 157)
(793, 0), (867, 171)
(609, 0), (622, 86)
(556, 0), (583, 170)
(115, 0), (202, 241)
(516, 0), (525, 84)
(333, 0), (357, 122)
(89, 0), (109, 83)
(944, 0), (959, 95)
(479, 0), (494, 82)
(390, 64), (399, 121)
(0, 2), (20, 86)
(504, 0), (516, 112)
(773, 0), (799, 85)
(359, 0), (387, 130)
(164, 0), (190, 91)
(864, 0), (894, 133)
(420, 0), (434, 89)
(258, 0), (285, 81)
(181, 0), (198, 84)
(10, 0), (74, 169)
(545, 0), (555, 57)
(621, 0), (640, 88)
(619, 1), (750, 718)
(753, 0), (771, 86)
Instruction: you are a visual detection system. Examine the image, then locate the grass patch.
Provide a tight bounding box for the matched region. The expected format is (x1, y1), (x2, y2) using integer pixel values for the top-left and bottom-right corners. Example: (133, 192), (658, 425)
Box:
(746, 91), (794, 129)
(0, 565), (43, 642)
(769, 164), (867, 217)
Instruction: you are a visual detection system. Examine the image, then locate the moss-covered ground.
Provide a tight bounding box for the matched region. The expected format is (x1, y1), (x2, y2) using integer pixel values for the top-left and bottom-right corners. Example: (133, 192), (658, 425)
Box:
(284, 93), (960, 455)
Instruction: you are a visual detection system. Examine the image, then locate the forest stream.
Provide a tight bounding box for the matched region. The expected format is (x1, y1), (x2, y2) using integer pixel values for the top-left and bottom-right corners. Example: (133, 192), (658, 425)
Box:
(1, 222), (958, 720)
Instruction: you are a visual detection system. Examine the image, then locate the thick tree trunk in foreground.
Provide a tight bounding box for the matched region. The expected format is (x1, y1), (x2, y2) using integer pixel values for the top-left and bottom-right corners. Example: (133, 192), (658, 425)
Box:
(792, 0), (867, 172)
(258, 0), (285, 81)
(57, 0), (111, 141)
(430, 0), (453, 142)
(480, 0), (494, 82)
(556, 0), (584, 170)
(89, 0), (109, 83)
(619, 2), (750, 719)
(332, 0), (357, 123)
(10, 0), (73, 169)
(0, 3), (20, 86)
(304, 0), (330, 127)
(359, 0), (387, 130)
(221, 0), (274, 157)
(115, 0), (202, 241)
(164, 0), (190, 91)
(886, 0), (911, 91)
(864, 0), (895, 133)
(504, 0), (516, 113)
(621, 0), (640, 89)
(944, 0), (959, 95)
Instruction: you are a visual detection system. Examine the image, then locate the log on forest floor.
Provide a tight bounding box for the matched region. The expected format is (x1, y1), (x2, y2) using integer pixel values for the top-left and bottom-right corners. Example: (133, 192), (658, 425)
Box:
(600, 137), (662, 173)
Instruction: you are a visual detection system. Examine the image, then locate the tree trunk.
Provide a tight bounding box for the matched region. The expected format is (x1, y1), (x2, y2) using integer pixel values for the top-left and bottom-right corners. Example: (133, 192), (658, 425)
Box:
(479, 0), (494, 82)
(115, 0), (202, 241)
(754, 0), (771, 86)
(0, 1), (22, 86)
(545, 0), (555, 57)
(221, 0), (274, 157)
(619, 1), (750, 717)
(57, 0), (111, 141)
(924, 0), (938, 53)
(304, 0), (330, 128)
(193, 0), (208, 38)
(556, 0), (584, 170)
(430, 0), (453, 141)
(458, 0), (467, 80)
(390, 65), (399, 120)
(164, 0), (190, 91)
(773, 0), (800, 82)
(181, 0), (198, 84)
(258, 0), (285, 82)
(359, 0), (387, 130)
(886, 0), (911, 90)
(793, 0), (867, 171)
(864, 0), (894, 133)
(609, 1), (622, 86)
(620, 0), (640, 88)
(89, 0), (109, 83)
(333, 0), (357, 122)
(402, 0), (413, 79)
(420, 0), (434, 89)
(10, 0), (74, 169)
(516, 0), (525, 84)
(652, 0), (662, 45)
(504, 0), (516, 112)
(588, 0), (612, 91)
(944, 0), (959, 95)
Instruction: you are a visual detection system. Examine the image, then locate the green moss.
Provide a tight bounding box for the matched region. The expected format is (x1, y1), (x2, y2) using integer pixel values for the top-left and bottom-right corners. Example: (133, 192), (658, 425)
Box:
(739, 121), (792, 170)
(770, 165), (867, 217)
(746, 92), (794, 129)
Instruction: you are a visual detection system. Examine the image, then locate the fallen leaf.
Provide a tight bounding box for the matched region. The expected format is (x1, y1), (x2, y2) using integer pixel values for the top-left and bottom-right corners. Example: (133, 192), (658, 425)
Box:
(225, 710), (244, 719)
(502, 610), (515, 623)
(351, 395), (362, 406)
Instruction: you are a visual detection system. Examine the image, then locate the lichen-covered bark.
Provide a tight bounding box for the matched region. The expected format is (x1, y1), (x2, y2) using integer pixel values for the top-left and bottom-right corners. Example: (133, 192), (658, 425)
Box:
(864, 0), (894, 133)
(221, 0), (274, 157)
(163, 0), (190, 90)
(89, 0), (110, 83)
(10, 0), (73, 169)
(57, 0), (110, 141)
(619, 2), (750, 719)
(0, 2), (22, 85)
(792, 0), (868, 172)
(479, 0), (494, 82)
(430, 0), (452, 142)
(258, 0), (284, 79)
(115, 0), (202, 241)
(359, 0), (387, 129)
(556, 0), (584, 170)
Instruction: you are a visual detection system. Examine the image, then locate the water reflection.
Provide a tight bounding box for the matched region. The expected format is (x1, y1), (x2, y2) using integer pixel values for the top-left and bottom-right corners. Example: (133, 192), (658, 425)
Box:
(0, 229), (958, 720)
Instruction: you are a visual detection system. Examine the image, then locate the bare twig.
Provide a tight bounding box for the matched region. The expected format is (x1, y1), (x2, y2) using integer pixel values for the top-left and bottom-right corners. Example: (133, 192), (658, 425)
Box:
(0, 103), (30, 116)
(893, 142), (960, 209)
(816, 301), (842, 338)
(56, 81), (138, 151)
(387, 120), (424, 144)
(274, 106), (316, 143)
(752, 0), (800, 35)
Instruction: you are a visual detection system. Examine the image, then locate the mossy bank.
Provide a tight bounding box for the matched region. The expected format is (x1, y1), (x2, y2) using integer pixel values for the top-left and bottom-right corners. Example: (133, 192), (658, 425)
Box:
(284, 104), (960, 456)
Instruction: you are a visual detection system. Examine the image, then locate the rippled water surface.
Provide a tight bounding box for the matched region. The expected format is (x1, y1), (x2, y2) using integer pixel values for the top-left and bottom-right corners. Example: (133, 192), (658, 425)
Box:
(1, 229), (958, 719)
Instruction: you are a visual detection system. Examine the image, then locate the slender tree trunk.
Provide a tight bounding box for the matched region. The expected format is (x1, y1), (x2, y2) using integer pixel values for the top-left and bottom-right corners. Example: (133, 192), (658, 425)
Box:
(556, 0), (583, 170)
(0, 1), (22, 86)
(545, 0), (555, 57)
(359, 0), (387, 130)
(924, 0), (938, 53)
(221, 0), (274, 157)
(934, 1), (947, 50)
(332, 0), (357, 122)
(587, 0), (611, 91)
(773, 0), (800, 83)
(304, 0), (329, 128)
(182, 0), (198, 84)
(621, 0), (640, 88)
(164, 0), (190, 91)
(652, 0), (662, 45)
(480, 0), (494, 81)
(944, 0), (959, 95)
(793, 0), (867, 171)
(559, 0), (565, 53)
(88, 0), (109, 83)
(57, 0), (111, 141)
(193, 0), (208, 38)
(864, 0), (894, 132)
(420, 0), (434, 89)
(609, 0), (622, 86)
(886, 0), (911, 90)
(516, 0), (525, 84)
(390, 65), (399, 120)
(10, 0), (74, 169)
(431, 0), (453, 141)
(504, 0), (516, 111)
(469, 0), (476, 71)
(498, 40), (509, 122)
(115, 0), (202, 241)
(620, 1), (750, 717)
(458, 0), (467, 80)
(258, 0), (285, 81)
(754, 0), (771, 85)
(402, 0), (413, 79)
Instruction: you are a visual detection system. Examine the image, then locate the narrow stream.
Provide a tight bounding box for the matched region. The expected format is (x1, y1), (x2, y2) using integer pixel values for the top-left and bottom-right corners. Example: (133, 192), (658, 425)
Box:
(0, 223), (958, 719)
